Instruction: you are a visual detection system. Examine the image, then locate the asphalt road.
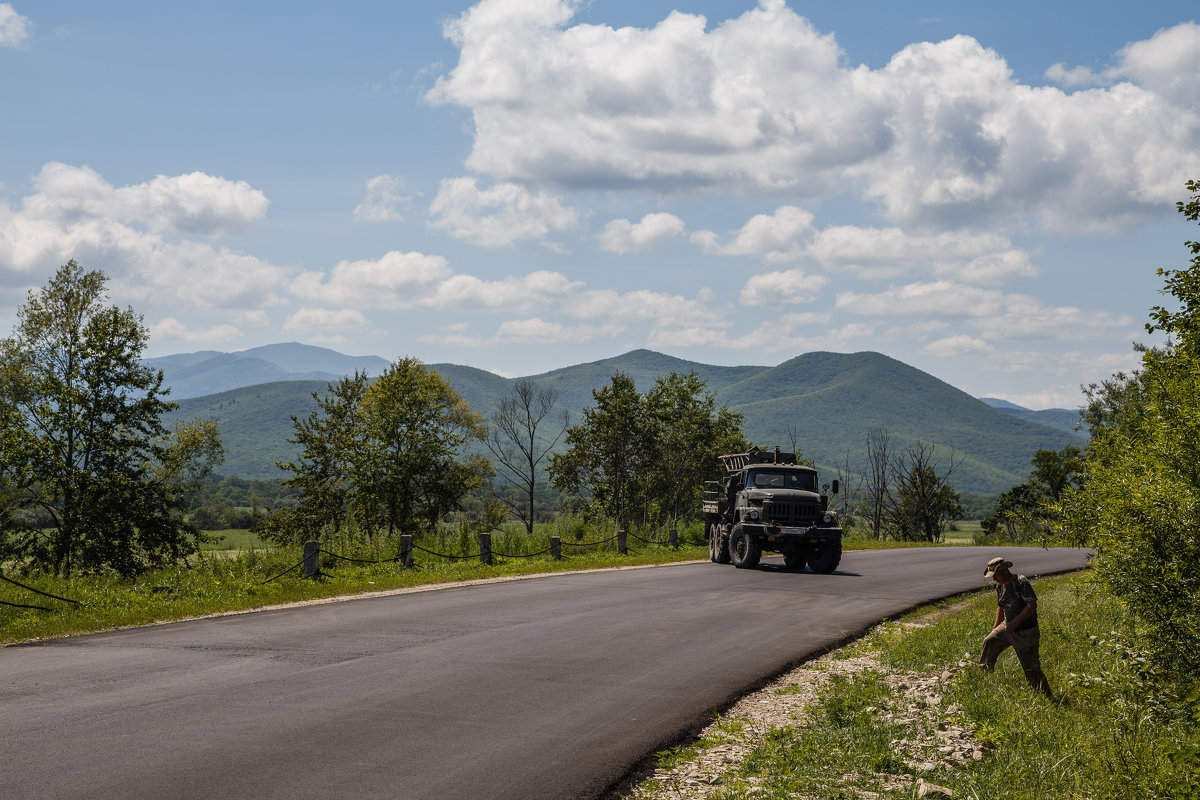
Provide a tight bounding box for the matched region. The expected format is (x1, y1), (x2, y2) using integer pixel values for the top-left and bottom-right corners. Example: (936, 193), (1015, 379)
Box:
(0, 546), (1090, 800)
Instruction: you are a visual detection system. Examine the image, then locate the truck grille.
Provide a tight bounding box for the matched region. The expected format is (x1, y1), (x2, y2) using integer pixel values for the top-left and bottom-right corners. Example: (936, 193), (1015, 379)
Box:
(762, 499), (821, 526)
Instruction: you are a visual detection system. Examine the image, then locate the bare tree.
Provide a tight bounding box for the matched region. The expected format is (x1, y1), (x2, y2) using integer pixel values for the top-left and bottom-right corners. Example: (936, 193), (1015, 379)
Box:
(864, 427), (891, 540)
(833, 448), (864, 531)
(485, 379), (569, 533)
(885, 442), (964, 542)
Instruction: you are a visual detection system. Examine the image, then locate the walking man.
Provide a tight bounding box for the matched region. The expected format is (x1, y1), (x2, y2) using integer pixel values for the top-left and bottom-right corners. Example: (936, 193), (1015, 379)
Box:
(979, 556), (1052, 696)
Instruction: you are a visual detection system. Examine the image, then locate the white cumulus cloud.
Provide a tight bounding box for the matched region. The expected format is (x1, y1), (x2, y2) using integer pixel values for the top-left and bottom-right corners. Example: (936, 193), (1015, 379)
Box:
(740, 268), (829, 306)
(692, 206), (816, 261)
(0, 4), (30, 47)
(0, 163), (285, 310)
(430, 1), (1200, 233)
(354, 174), (414, 222)
(598, 212), (685, 253)
(428, 176), (583, 248)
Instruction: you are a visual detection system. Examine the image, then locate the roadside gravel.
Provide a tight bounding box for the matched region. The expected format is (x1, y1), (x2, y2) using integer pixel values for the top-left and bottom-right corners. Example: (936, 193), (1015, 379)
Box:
(621, 614), (983, 800)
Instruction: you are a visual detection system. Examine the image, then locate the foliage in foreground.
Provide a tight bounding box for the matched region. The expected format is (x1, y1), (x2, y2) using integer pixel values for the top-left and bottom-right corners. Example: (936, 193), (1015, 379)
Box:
(1059, 179), (1200, 686)
(0, 262), (223, 577)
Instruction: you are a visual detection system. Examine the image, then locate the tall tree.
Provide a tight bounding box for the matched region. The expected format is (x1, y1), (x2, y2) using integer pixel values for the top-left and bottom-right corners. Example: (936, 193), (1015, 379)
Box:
(0, 262), (219, 576)
(271, 359), (489, 546)
(549, 373), (648, 526)
(275, 373), (368, 542)
(863, 427), (892, 540)
(355, 358), (490, 538)
(644, 371), (748, 527)
(1061, 179), (1200, 681)
(549, 371), (747, 528)
(485, 378), (569, 534)
(886, 443), (964, 542)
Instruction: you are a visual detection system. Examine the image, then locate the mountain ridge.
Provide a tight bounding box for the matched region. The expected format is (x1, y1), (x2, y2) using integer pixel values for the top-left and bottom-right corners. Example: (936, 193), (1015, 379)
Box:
(159, 345), (1084, 496)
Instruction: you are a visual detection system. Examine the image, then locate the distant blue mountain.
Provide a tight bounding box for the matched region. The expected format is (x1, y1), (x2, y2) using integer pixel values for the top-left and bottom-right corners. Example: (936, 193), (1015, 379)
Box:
(979, 397), (1083, 438)
(145, 342), (390, 399)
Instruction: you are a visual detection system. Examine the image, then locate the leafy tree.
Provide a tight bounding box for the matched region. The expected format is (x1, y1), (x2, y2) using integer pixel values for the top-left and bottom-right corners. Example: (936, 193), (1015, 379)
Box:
(549, 373), (648, 526)
(270, 358), (489, 546)
(1059, 179), (1200, 681)
(982, 445), (1084, 544)
(548, 371), (746, 528)
(0, 262), (220, 576)
(275, 373), (368, 542)
(644, 372), (748, 527)
(484, 378), (569, 534)
(355, 358), (490, 539)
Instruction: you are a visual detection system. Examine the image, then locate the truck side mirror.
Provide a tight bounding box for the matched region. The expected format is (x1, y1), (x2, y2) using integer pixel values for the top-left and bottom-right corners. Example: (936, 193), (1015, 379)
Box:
(831, 479), (840, 495)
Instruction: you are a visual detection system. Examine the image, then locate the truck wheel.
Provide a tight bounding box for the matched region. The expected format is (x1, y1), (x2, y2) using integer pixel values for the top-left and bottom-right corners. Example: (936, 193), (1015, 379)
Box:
(707, 521), (719, 563)
(783, 547), (806, 571)
(729, 528), (761, 569)
(714, 526), (732, 564)
(807, 541), (841, 574)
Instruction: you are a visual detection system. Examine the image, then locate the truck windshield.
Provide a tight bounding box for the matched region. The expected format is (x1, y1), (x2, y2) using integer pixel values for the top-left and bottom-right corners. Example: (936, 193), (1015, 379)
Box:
(747, 470), (816, 491)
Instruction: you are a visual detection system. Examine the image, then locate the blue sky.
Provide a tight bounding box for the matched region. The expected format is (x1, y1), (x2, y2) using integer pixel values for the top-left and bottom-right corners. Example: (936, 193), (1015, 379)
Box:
(2, 1), (1199, 409)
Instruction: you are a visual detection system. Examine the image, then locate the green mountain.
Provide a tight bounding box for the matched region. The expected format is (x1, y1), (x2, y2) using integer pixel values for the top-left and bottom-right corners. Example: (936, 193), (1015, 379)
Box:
(162, 349), (1082, 495)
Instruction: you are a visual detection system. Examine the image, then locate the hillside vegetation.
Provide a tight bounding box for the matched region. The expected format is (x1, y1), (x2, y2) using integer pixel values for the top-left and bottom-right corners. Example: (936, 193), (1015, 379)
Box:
(162, 349), (1079, 495)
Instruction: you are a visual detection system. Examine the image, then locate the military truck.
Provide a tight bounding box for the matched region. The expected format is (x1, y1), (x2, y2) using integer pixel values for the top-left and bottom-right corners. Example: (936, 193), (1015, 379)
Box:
(702, 446), (842, 572)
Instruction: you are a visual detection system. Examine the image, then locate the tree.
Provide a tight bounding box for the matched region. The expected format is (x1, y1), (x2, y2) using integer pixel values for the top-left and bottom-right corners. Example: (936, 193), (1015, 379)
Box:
(549, 371), (747, 528)
(982, 445), (1085, 544)
(484, 379), (569, 534)
(0, 262), (220, 576)
(355, 358), (490, 539)
(272, 358), (489, 547)
(886, 443), (964, 542)
(1059, 179), (1200, 681)
(644, 372), (748, 527)
(863, 427), (891, 540)
(549, 373), (648, 526)
(275, 373), (368, 543)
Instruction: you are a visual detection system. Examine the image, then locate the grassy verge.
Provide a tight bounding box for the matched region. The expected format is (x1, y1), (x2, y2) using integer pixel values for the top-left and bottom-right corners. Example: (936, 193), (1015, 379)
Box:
(627, 572), (1200, 800)
(0, 540), (708, 645)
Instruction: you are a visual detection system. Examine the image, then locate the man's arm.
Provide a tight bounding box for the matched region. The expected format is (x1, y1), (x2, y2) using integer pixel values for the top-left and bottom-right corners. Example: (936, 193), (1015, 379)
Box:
(994, 605), (1004, 628)
(1004, 600), (1036, 632)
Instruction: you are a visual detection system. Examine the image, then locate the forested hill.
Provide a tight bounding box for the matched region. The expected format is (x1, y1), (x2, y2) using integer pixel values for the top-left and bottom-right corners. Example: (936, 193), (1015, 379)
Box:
(161, 349), (1082, 495)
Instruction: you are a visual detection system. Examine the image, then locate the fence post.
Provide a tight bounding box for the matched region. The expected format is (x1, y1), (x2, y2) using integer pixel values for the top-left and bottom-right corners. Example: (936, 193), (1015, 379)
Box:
(399, 534), (413, 568)
(551, 536), (561, 560)
(302, 540), (320, 578)
(669, 527), (678, 550)
(479, 531), (492, 565)
(617, 529), (627, 555)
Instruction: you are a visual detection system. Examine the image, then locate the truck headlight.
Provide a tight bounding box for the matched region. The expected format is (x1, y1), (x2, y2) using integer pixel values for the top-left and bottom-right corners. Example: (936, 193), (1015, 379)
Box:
(822, 512), (834, 524)
(747, 509), (759, 521)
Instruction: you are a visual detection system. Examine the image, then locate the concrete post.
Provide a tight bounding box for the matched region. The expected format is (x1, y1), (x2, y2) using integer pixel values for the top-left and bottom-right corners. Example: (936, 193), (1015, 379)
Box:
(302, 540), (320, 579)
(669, 527), (678, 550)
(550, 536), (561, 560)
(617, 529), (627, 555)
(399, 534), (413, 568)
(479, 531), (492, 565)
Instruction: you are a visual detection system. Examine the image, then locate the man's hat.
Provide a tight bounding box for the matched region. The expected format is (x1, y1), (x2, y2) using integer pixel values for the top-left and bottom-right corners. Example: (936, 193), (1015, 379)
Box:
(984, 557), (1013, 576)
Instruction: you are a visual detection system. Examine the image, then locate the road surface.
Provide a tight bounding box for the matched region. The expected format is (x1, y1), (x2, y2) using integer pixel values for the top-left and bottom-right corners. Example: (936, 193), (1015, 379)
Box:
(0, 546), (1089, 799)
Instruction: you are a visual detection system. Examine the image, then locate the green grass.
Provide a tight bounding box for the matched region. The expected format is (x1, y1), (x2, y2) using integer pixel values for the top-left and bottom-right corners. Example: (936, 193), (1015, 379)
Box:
(662, 572), (1200, 800)
(0, 535), (709, 645)
(199, 528), (269, 550)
